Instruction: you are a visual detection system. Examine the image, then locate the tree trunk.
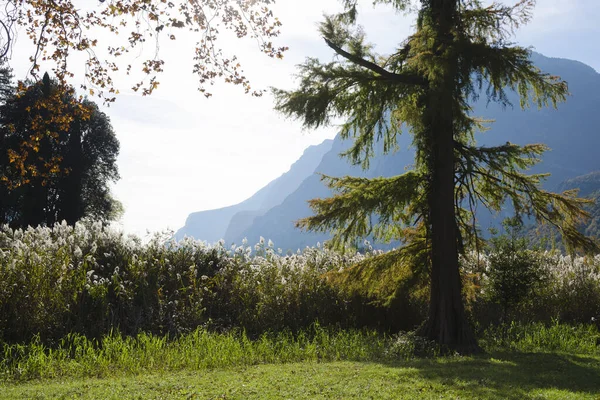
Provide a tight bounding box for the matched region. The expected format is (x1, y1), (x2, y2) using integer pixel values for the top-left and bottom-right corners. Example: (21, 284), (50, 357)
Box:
(417, 0), (480, 353)
(58, 122), (84, 225)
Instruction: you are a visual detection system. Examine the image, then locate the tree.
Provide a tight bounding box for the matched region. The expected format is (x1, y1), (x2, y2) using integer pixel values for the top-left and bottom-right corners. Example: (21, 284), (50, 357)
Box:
(0, 76), (120, 227)
(0, 0), (287, 184)
(273, 0), (597, 352)
(486, 218), (545, 323)
(1, 0), (286, 100)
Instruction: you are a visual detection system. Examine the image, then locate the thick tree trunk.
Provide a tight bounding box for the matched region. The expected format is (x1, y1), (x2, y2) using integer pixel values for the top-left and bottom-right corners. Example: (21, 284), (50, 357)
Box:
(419, 93), (479, 352)
(417, 0), (480, 353)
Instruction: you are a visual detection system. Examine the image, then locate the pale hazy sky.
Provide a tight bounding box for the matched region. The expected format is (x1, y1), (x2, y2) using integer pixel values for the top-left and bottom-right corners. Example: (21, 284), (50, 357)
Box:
(8, 0), (600, 237)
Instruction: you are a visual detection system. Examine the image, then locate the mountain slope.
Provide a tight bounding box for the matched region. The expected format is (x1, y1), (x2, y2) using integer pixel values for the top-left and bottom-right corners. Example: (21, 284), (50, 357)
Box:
(174, 139), (334, 242)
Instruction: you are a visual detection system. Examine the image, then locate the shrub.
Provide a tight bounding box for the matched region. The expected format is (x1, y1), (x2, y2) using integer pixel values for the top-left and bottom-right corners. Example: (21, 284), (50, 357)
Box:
(462, 242), (600, 328)
(1, 221), (599, 345)
(0, 224), (371, 342)
(484, 218), (547, 322)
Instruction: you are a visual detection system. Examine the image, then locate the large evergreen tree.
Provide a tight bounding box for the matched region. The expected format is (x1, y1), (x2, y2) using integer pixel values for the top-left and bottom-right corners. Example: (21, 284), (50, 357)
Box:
(273, 0), (597, 351)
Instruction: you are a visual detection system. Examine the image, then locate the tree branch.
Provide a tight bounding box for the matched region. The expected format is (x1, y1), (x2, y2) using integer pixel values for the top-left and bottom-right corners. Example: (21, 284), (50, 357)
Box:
(324, 38), (427, 87)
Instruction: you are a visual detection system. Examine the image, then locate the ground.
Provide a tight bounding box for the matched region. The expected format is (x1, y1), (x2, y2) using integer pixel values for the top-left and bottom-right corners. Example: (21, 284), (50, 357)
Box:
(2, 352), (599, 399)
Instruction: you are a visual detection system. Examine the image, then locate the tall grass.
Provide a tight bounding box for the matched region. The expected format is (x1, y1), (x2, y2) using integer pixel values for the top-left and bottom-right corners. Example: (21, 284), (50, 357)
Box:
(0, 223), (371, 342)
(0, 325), (387, 382)
(1, 222), (599, 349)
(480, 321), (600, 354)
(2, 322), (598, 383)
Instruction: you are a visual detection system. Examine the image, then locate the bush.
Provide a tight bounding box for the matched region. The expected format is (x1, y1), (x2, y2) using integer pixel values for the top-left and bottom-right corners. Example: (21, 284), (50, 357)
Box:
(2, 221), (599, 344)
(206, 239), (365, 334)
(0, 222), (229, 341)
(533, 252), (600, 323)
(0, 224), (371, 343)
(462, 231), (600, 328)
(485, 218), (547, 322)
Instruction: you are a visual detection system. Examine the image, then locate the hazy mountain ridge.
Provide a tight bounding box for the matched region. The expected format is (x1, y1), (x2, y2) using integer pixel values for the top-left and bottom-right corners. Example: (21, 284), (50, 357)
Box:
(175, 139), (334, 242)
(178, 53), (600, 249)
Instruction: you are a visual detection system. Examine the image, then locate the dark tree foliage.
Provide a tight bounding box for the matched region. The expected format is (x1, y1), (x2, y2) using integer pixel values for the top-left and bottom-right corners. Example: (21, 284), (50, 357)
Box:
(273, 0), (597, 352)
(0, 75), (121, 227)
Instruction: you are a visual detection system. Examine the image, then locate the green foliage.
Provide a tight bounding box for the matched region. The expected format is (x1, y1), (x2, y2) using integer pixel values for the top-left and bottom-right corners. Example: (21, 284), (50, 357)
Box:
(298, 173), (424, 246)
(1, 220), (599, 350)
(484, 218), (546, 321)
(0, 223), (226, 342)
(481, 321), (600, 355)
(0, 224), (383, 342)
(2, 321), (598, 384)
(533, 253), (600, 324)
(0, 76), (120, 227)
(207, 239), (365, 333)
(0, 326), (387, 382)
(273, 0), (594, 252)
(273, 0), (597, 349)
(462, 249), (600, 327)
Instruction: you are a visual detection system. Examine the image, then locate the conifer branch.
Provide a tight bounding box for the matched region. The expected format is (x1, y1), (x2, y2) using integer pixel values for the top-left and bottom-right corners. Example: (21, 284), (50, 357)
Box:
(454, 141), (598, 253)
(323, 38), (427, 87)
(297, 172), (426, 246)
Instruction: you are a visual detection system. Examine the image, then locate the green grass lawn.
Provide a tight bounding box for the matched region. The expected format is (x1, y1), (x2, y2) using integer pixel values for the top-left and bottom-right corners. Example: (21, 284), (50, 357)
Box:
(3, 352), (599, 399)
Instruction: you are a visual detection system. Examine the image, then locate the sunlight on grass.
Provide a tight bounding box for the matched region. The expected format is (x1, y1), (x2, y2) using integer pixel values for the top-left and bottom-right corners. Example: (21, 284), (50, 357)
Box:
(2, 355), (599, 399)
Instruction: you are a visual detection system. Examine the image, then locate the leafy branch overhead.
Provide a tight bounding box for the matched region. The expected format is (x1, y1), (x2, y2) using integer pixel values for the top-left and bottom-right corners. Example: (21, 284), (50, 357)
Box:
(0, 1), (287, 187)
(1, 0), (288, 101)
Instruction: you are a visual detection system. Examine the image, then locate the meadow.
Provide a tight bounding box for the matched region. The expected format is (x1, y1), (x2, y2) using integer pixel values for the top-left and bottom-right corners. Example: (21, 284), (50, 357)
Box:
(1, 222), (599, 398)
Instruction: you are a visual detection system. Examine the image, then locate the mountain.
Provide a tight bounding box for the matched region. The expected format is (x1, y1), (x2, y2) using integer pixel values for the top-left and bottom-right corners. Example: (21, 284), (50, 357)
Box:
(225, 130), (415, 250)
(174, 139), (334, 242)
(179, 53), (600, 250)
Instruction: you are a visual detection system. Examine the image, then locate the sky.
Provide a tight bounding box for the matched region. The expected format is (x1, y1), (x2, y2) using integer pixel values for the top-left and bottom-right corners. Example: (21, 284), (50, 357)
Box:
(7, 0), (600, 237)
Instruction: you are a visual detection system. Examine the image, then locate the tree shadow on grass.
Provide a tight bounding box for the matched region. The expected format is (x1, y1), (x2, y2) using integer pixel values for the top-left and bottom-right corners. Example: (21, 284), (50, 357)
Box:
(382, 352), (600, 399)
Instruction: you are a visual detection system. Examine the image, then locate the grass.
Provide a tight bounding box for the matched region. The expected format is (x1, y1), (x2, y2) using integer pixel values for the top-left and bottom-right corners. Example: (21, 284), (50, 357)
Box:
(0, 326), (388, 382)
(1, 323), (599, 398)
(480, 321), (600, 354)
(2, 354), (599, 399)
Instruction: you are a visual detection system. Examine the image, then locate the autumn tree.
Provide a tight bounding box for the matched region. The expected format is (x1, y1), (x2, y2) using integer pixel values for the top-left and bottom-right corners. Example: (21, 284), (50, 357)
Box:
(273, 0), (597, 352)
(0, 76), (121, 227)
(0, 0), (286, 185)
